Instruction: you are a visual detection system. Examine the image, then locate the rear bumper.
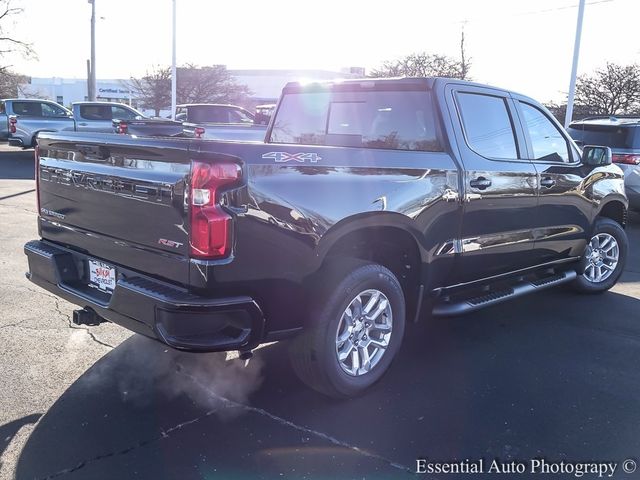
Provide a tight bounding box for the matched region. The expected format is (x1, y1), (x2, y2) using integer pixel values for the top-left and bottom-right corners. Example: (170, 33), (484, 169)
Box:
(24, 240), (265, 352)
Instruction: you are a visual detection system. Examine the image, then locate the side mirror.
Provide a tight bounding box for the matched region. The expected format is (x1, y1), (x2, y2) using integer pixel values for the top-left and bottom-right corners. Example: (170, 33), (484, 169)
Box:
(582, 145), (612, 166)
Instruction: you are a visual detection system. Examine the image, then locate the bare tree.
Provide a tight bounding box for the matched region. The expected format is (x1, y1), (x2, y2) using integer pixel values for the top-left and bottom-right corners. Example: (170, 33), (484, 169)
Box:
(129, 65), (251, 116)
(176, 64), (250, 106)
(128, 66), (172, 116)
(459, 27), (471, 81)
(370, 51), (469, 79)
(0, 0), (35, 61)
(0, 67), (27, 97)
(574, 63), (640, 115)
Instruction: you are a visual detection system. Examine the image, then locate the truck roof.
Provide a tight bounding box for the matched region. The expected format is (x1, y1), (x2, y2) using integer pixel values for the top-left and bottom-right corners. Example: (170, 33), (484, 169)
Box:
(283, 76), (527, 98)
(72, 101), (135, 106)
(176, 103), (246, 108)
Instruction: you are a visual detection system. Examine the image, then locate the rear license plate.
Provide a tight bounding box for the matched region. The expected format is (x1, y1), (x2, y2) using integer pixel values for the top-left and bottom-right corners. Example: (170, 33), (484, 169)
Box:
(88, 260), (116, 292)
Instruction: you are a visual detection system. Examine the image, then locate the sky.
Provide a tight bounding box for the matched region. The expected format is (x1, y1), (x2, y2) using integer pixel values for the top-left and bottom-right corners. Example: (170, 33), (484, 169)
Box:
(2, 0), (639, 103)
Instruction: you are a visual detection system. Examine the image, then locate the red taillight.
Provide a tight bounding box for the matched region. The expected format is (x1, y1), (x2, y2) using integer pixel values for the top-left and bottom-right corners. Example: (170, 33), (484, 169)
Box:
(194, 126), (205, 139)
(612, 154), (640, 165)
(9, 116), (17, 134)
(34, 145), (41, 213)
(117, 122), (128, 134)
(189, 161), (241, 259)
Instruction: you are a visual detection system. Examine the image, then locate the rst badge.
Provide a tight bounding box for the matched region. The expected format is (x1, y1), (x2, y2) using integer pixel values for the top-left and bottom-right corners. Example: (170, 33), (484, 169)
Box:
(158, 238), (183, 248)
(262, 152), (322, 163)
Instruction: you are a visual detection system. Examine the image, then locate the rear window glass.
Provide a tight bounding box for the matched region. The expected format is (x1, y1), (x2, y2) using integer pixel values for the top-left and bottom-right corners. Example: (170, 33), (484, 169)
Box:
(567, 124), (640, 149)
(269, 90), (442, 151)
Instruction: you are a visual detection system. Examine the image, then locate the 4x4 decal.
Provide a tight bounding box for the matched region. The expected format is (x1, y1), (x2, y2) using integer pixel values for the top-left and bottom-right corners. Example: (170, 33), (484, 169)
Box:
(262, 152), (322, 163)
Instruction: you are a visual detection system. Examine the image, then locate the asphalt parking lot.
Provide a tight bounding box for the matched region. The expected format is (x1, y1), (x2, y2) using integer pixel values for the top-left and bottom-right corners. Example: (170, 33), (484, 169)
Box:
(1, 145), (639, 480)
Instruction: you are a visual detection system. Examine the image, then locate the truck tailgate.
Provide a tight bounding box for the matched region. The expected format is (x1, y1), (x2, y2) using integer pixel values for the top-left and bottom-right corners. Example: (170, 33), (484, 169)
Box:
(36, 133), (194, 285)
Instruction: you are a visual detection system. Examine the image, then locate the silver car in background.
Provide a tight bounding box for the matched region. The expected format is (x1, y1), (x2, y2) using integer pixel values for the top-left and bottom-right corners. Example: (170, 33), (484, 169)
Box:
(0, 99), (144, 148)
(568, 116), (640, 211)
(0, 99), (74, 147)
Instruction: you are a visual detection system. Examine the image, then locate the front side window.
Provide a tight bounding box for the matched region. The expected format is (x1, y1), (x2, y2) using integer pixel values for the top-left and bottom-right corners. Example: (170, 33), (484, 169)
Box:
(42, 102), (68, 117)
(456, 92), (518, 159)
(270, 90), (441, 151)
(519, 102), (570, 163)
(227, 108), (254, 124)
(111, 106), (138, 120)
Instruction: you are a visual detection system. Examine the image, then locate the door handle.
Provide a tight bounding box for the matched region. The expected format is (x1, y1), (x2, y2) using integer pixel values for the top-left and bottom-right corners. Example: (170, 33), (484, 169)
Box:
(469, 177), (492, 190)
(78, 122), (88, 126)
(540, 177), (556, 188)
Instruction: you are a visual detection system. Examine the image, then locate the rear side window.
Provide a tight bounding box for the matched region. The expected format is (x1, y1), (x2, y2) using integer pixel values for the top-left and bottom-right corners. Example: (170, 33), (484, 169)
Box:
(568, 124), (640, 149)
(270, 90), (442, 151)
(519, 102), (570, 162)
(12, 102), (43, 116)
(456, 92), (518, 159)
(80, 105), (111, 120)
(0, 102), (5, 114)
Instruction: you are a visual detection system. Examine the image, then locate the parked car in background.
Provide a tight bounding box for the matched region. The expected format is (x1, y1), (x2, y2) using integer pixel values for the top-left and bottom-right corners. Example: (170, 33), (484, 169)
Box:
(1, 99), (74, 147)
(116, 103), (268, 141)
(175, 104), (256, 124)
(568, 116), (640, 211)
(254, 104), (276, 125)
(0, 99), (144, 148)
(72, 102), (144, 132)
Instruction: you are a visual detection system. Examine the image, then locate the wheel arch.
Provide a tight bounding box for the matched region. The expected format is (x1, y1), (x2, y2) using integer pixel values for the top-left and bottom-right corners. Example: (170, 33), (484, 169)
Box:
(312, 212), (426, 322)
(596, 197), (628, 228)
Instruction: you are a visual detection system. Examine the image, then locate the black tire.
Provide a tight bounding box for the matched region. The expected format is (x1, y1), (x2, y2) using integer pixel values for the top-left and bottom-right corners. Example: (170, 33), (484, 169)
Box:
(289, 260), (406, 398)
(571, 217), (628, 293)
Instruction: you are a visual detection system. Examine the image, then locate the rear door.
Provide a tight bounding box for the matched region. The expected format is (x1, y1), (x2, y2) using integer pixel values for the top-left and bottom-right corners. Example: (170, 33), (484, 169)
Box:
(445, 84), (539, 284)
(514, 98), (591, 263)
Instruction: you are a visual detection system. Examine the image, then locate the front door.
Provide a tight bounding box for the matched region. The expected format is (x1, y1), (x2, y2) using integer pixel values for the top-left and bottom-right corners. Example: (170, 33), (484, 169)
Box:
(445, 84), (539, 284)
(513, 97), (591, 263)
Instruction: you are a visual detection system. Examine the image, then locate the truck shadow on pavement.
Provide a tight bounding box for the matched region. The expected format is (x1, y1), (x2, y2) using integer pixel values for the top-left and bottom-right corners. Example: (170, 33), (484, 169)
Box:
(15, 288), (640, 479)
(0, 148), (34, 181)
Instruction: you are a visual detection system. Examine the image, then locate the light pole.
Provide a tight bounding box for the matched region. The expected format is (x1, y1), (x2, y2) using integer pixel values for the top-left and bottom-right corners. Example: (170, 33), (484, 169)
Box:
(171, 0), (177, 119)
(564, 0), (586, 128)
(88, 0), (97, 101)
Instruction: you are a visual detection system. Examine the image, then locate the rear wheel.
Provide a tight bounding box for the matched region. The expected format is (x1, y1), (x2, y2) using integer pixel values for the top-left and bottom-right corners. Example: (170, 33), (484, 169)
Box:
(289, 261), (406, 398)
(571, 217), (627, 293)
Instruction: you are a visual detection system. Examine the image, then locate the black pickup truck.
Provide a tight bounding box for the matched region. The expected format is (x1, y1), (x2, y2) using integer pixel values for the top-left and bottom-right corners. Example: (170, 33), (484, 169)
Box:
(25, 78), (629, 398)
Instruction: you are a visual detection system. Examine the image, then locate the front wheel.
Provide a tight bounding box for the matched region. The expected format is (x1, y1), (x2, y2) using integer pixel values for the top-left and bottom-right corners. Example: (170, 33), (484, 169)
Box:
(289, 261), (406, 398)
(571, 217), (628, 293)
